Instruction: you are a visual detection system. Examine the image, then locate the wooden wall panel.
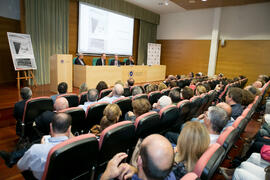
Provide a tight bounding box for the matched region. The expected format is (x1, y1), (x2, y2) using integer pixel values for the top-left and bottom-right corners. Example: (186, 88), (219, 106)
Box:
(68, 1), (139, 65)
(0, 17), (20, 84)
(216, 40), (270, 84)
(157, 40), (210, 76)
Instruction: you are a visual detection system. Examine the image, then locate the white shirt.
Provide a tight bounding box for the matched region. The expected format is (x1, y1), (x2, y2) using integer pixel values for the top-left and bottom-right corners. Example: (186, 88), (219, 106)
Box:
(210, 134), (219, 145)
(78, 101), (97, 112)
(98, 95), (124, 104)
(17, 136), (68, 180)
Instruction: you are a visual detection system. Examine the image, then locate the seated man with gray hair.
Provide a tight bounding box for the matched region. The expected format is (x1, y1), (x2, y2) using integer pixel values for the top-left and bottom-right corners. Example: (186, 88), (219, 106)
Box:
(152, 96), (172, 113)
(78, 89), (98, 111)
(74, 53), (85, 65)
(14, 87), (32, 136)
(131, 86), (143, 96)
(98, 84), (124, 104)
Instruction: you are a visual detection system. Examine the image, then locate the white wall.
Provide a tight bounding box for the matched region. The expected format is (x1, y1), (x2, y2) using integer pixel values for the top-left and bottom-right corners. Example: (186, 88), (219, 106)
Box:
(157, 8), (214, 39)
(157, 2), (270, 40)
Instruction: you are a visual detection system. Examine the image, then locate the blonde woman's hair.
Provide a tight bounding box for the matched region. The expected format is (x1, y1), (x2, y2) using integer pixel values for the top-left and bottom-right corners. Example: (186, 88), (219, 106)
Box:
(175, 121), (210, 172)
(196, 85), (207, 95)
(100, 104), (122, 131)
(158, 82), (167, 91)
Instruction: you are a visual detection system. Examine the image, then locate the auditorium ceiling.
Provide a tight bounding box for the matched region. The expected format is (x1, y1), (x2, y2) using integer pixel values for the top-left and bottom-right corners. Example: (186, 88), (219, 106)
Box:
(125, 0), (270, 13)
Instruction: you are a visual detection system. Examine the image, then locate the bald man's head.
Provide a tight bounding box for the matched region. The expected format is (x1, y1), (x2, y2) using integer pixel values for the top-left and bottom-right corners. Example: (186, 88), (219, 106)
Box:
(54, 97), (69, 111)
(138, 134), (174, 180)
(217, 102), (232, 118)
(113, 84), (124, 96)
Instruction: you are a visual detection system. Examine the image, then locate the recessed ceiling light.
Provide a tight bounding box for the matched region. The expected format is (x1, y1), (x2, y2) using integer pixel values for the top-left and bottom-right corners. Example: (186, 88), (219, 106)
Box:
(189, 0), (196, 3)
(202, 0), (207, 1)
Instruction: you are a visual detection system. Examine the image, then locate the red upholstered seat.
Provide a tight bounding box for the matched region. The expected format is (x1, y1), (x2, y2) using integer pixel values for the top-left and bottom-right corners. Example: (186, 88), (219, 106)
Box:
(193, 143), (225, 179)
(180, 172), (198, 180)
(99, 89), (112, 99)
(79, 91), (88, 105)
(59, 107), (85, 135)
(159, 105), (179, 133)
(232, 116), (245, 129)
(132, 93), (148, 101)
(112, 97), (132, 121)
(57, 93), (79, 107)
(148, 91), (162, 105)
(134, 111), (160, 138)
(42, 134), (98, 180)
(188, 96), (202, 119)
(161, 88), (170, 96)
(85, 102), (109, 133)
(22, 97), (54, 138)
(98, 121), (135, 166)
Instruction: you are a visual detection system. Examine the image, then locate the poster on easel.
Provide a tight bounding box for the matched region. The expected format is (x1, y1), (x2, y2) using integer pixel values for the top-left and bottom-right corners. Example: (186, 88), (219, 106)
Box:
(147, 43), (161, 65)
(7, 32), (37, 70)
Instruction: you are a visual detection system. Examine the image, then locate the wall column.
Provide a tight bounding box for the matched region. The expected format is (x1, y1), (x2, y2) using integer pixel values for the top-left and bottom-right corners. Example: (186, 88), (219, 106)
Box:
(207, 8), (221, 76)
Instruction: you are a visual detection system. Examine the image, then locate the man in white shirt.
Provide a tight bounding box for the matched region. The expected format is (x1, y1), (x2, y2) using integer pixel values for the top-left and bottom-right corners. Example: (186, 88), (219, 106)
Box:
(78, 89), (98, 112)
(17, 113), (73, 180)
(99, 84), (124, 104)
(203, 106), (228, 145)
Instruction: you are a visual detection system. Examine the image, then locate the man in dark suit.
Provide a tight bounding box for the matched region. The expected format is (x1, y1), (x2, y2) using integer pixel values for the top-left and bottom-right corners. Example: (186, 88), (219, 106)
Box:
(14, 87), (32, 136)
(74, 53), (86, 65)
(109, 55), (121, 66)
(96, 53), (106, 66)
(125, 55), (135, 65)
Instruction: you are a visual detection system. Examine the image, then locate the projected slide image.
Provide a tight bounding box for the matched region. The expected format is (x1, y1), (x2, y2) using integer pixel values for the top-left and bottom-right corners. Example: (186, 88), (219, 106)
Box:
(89, 38), (105, 51)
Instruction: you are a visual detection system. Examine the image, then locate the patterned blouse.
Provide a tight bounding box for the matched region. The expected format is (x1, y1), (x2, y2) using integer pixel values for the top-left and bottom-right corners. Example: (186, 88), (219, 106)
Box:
(172, 162), (187, 179)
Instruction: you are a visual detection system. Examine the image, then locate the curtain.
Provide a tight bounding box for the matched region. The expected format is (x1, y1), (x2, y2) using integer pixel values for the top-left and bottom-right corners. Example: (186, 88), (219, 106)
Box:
(137, 20), (157, 65)
(25, 0), (69, 85)
(80, 0), (160, 25)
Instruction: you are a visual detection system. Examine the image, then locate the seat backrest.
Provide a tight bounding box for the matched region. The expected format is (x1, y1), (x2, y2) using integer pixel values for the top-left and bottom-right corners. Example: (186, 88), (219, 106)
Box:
(134, 111), (160, 139)
(132, 94), (148, 101)
(193, 143), (225, 180)
(112, 97), (132, 121)
(143, 83), (150, 91)
(181, 172), (199, 180)
(72, 57), (77, 64)
(171, 87), (180, 92)
(79, 91), (88, 105)
(176, 100), (191, 125)
(108, 58), (114, 65)
(177, 80), (185, 89)
(148, 91), (162, 105)
(217, 127), (239, 156)
(159, 105), (179, 132)
(23, 97), (54, 127)
(85, 102), (109, 132)
(123, 87), (131, 97)
(98, 121), (136, 165)
(99, 89), (112, 99)
(188, 96), (202, 119)
(57, 94), (79, 107)
(232, 115), (245, 129)
(92, 57), (99, 66)
(161, 88), (170, 96)
(42, 134), (99, 180)
(59, 107), (85, 135)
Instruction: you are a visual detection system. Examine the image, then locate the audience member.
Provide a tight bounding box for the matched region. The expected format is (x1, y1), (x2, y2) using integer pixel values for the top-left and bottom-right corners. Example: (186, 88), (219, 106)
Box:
(204, 106), (228, 144)
(169, 89), (180, 105)
(188, 72), (194, 78)
(241, 89), (255, 107)
(216, 102), (234, 129)
(90, 104), (121, 136)
(127, 78), (135, 88)
(115, 80), (124, 87)
(96, 53), (106, 66)
(14, 87), (32, 136)
(125, 98), (151, 122)
(74, 53), (85, 65)
(180, 86), (194, 100)
(173, 121), (210, 179)
(96, 81), (108, 94)
(225, 87), (243, 120)
(152, 96), (172, 113)
(145, 84), (155, 94)
(203, 83), (211, 92)
(78, 89), (98, 112)
(245, 85), (261, 96)
(195, 85), (207, 96)
(253, 81), (263, 90)
(79, 83), (88, 94)
(169, 81), (177, 88)
(99, 84), (124, 103)
(100, 134), (175, 180)
(189, 79), (197, 91)
(131, 86), (143, 96)
(158, 82), (167, 91)
(51, 82), (68, 103)
(17, 113), (72, 179)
